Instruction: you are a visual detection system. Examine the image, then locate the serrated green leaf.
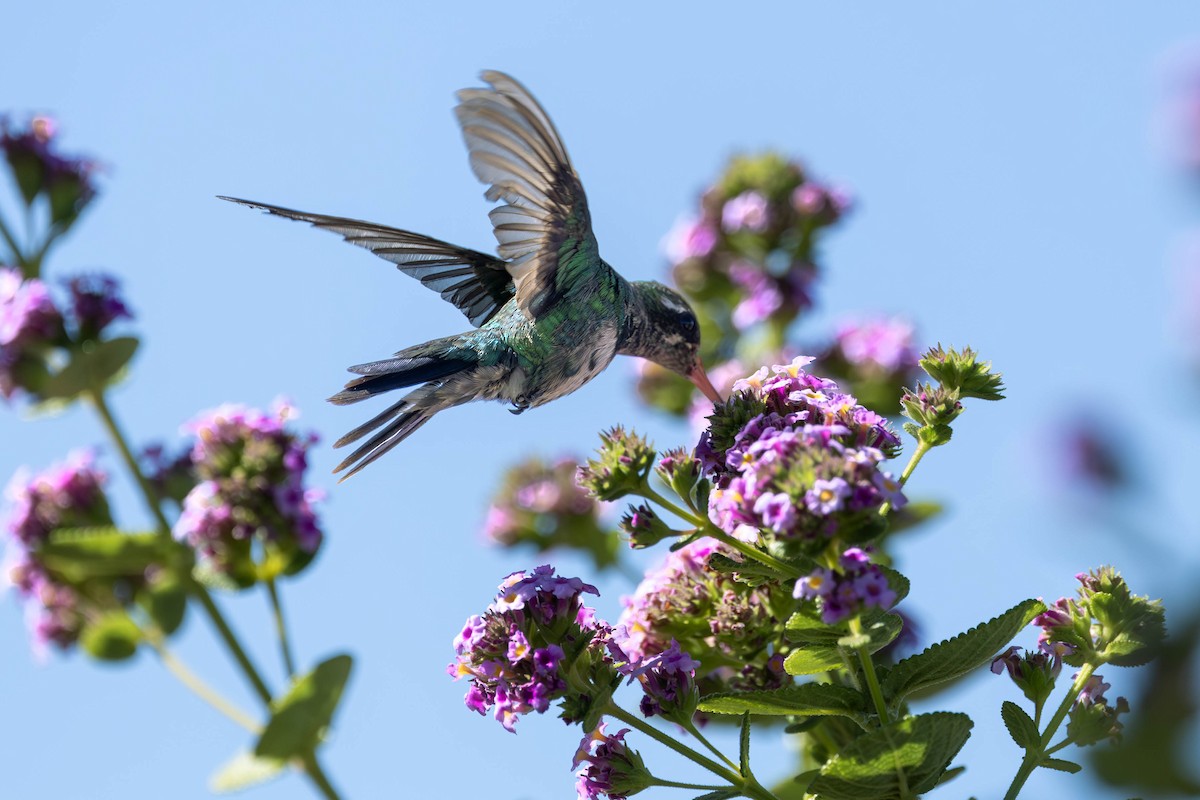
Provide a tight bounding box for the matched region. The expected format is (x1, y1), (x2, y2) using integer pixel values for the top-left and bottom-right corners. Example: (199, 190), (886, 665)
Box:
(209, 751), (286, 793)
(1000, 701), (1039, 750)
(739, 712), (751, 774)
(882, 599), (1045, 705)
(39, 337), (139, 399)
(784, 646), (845, 676)
(692, 791), (738, 800)
(700, 683), (867, 722)
(935, 765), (966, 786)
(40, 528), (166, 579)
(787, 609), (903, 648)
(1039, 757), (1082, 774)
(255, 654), (353, 760)
(808, 712), (973, 799)
(708, 552), (790, 585)
(80, 611), (142, 661)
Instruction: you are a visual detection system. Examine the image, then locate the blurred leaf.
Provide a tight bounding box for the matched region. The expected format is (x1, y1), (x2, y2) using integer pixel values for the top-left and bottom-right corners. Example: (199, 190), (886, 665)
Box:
(808, 712), (973, 799)
(1000, 701), (1039, 750)
(738, 712), (751, 774)
(1092, 611), (1200, 794)
(882, 599), (1044, 705)
(699, 683), (867, 722)
(255, 654), (353, 760)
(209, 752), (285, 793)
(80, 611), (142, 661)
(40, 337), (139, 399)
(884, 501), (943, 535)
(708, 552), (797, 585)
(141, 573), (187, 635)
(40, 527), (165, 579)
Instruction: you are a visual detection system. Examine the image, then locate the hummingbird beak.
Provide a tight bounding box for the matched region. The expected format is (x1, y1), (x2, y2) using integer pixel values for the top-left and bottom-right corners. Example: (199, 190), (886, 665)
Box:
(688, 362), (724, 405)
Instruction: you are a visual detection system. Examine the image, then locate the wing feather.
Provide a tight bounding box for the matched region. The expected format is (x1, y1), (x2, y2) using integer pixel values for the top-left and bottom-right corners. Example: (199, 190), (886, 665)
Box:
(219, 197), (514, 326)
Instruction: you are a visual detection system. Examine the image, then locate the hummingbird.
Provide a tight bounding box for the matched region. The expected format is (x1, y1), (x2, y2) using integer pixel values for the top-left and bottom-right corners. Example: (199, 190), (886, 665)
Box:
(221, 71), (722, 480)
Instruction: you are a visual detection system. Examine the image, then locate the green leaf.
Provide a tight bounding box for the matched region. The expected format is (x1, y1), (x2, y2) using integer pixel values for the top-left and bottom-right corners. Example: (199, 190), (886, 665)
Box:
(1000, 701), (1039, 750)
(882, 599), (1045, 705)
(141, 573), (187, 635)
(884, 501), (943, 535)
(708, 552), (793, 585)
(692, 792), (738, 800)
(39, 337), (140, 400)
(784, 615), (902, 676)
(808, 712), (973, 799)
(80, 611), (143, 661)
(209, 751), (286, 793)
(255, 654), (353, 760)
(699, 683), (867, 722)
(738, 712), (751, 775)
(1039, 757), (1082, 774)
(40, 528), (166, 579)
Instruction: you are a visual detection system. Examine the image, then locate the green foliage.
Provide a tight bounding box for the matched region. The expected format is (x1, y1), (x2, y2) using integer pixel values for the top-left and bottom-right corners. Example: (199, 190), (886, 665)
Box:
(209, 752), (286, 793)
(1039, 757), (1082, 774)
(699, 683), (867, 724)
(784, 610), (904, 676)
(882, 599), (1044, 706)
(256, 654), (353, 761)
(80, 611), (142, 661)
(40, 527), (171, 579)
(1000, 701), (1039, 750)
(141, 573), (187, 635)
(807, 712), (973, 799)
(39, 336), (139, 400)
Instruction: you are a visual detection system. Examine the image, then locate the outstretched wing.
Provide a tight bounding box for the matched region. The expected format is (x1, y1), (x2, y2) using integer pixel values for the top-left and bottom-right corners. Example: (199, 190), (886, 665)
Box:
(455, 71), (600, 318)
(219, 197), (515, 327)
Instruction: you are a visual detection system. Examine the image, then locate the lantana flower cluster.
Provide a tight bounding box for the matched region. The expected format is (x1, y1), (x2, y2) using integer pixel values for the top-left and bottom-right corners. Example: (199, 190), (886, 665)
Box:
(482, 456), (618, 570)
(702, 357), (904, 547)
(816, 316), (920, 413)
(572, 723), (651, 800)
(173, 401), (323, 586)
(1, 115), (97, 225)
(615, 539), (788, 696)
(794, 547), (898, 625)
(448, 565), (610, 732)
(3, 452), (112, 650)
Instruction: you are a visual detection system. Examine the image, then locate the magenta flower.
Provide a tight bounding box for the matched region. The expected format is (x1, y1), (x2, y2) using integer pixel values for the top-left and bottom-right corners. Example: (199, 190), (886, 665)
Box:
(663, 216), (719, 263)
(721, 190), (771, 232)
(833, 317), (918, 373)
(793, 547), (896, 624)
(64, 273), (132, 339)
(573, 723), (650, 800)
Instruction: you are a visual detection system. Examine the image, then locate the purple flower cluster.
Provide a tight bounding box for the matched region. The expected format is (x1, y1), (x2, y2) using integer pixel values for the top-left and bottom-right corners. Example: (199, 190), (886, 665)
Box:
(449, 565), (600, 732)
(173, 401), (323, 582)
(0, 266), (63, 399)
(572, 723), (648, 800)
(702, 357), (904, 543)
(2, 452), (111, 651)
(622, 640), (700, 720)
(615, 539), (786, 695)
(1, 115), (97, 217)
(65, 274), (132, 339)
(831, 317), (918, 374)
(794, 548), (897, 624)
(482, 456), (599, 546)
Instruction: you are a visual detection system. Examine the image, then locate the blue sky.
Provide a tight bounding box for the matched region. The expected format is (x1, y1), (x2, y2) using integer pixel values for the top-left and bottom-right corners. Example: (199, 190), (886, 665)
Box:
(3, 3), (1198, 799)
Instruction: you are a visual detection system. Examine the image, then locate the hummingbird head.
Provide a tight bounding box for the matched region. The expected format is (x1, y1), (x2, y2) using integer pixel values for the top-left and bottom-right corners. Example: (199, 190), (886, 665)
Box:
(621, 281), (723, 405)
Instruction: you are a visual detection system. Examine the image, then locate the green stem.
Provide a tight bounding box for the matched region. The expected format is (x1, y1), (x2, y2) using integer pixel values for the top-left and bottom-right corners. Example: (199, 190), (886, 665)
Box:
(682, 719), (739, 771)
(301, 752), (342, 800)
(850, 619), (890, 724)
(0, 212), (25, 267)
(266, 578), (297, 678)
(87, 387), (274, 706)
(879, 440), (932, 516)
(652, 779), (730, 791)
(641, 485), (803, 579)
(1003, 663), (1095, 800)
(605, 705), (780, 800)
(144, 631), (260, 733)
(641, 485), (705, 527)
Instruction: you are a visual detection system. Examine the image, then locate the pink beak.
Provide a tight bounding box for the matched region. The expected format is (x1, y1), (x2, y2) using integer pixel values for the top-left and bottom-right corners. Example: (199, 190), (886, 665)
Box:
(688, 362), (724, 405)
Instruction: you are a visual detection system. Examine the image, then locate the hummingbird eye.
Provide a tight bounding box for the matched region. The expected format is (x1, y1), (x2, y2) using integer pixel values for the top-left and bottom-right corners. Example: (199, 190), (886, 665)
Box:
(679, 314), (697, 335)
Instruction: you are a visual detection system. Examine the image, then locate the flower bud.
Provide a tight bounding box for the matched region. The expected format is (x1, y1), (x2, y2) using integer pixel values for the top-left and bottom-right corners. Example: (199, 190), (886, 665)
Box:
(577, 427), (655, 502)
(619, 504), (680, 549)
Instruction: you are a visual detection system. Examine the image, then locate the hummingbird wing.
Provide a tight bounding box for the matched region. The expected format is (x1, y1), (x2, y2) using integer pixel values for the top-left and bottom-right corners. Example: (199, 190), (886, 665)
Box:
(455, 71), (599, 318)
(218, 197), (515, 326)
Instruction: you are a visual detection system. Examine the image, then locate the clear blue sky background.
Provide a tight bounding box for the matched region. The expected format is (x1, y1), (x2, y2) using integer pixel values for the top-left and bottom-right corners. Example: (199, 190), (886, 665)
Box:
(3, 4), (1199, 799)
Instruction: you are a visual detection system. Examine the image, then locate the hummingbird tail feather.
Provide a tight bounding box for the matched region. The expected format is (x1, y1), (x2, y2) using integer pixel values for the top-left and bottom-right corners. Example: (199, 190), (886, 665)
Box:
(328, 355), (472, 405)
(333, 403), (433, 481)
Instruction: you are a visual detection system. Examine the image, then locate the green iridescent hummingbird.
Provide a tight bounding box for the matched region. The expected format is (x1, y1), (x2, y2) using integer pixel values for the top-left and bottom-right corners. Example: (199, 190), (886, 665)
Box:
(221, 71), (722, 480)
